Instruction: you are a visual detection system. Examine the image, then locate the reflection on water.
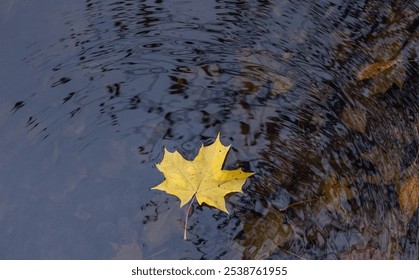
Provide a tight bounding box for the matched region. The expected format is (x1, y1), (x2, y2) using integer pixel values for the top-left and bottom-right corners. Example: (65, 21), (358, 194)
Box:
(0, 0), (418, 259)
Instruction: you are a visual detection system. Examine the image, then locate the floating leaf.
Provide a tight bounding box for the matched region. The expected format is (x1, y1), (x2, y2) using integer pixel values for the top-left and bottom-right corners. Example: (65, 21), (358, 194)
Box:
(152, 134), (254, 213)
(356, 60), (398, 81)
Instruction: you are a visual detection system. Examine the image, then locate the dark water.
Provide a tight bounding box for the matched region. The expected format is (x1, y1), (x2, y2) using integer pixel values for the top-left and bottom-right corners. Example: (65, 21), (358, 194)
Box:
(0, 0), (418, 259)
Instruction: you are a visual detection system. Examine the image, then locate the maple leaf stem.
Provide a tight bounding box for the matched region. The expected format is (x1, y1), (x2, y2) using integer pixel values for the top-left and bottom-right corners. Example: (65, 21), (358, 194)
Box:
(184, 194), (196, 240)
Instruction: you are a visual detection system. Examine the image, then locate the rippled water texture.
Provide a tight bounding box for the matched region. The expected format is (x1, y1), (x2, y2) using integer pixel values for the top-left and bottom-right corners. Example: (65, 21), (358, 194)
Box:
(1, 0), (418, 259)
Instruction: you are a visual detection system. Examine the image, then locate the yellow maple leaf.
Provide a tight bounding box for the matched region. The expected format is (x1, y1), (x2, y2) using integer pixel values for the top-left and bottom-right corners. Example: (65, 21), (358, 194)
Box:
(152, 134), (254, 213)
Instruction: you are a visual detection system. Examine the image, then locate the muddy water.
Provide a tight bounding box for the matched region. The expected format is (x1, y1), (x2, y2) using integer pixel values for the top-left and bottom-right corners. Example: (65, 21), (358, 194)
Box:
(0, 0), (417, 259)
